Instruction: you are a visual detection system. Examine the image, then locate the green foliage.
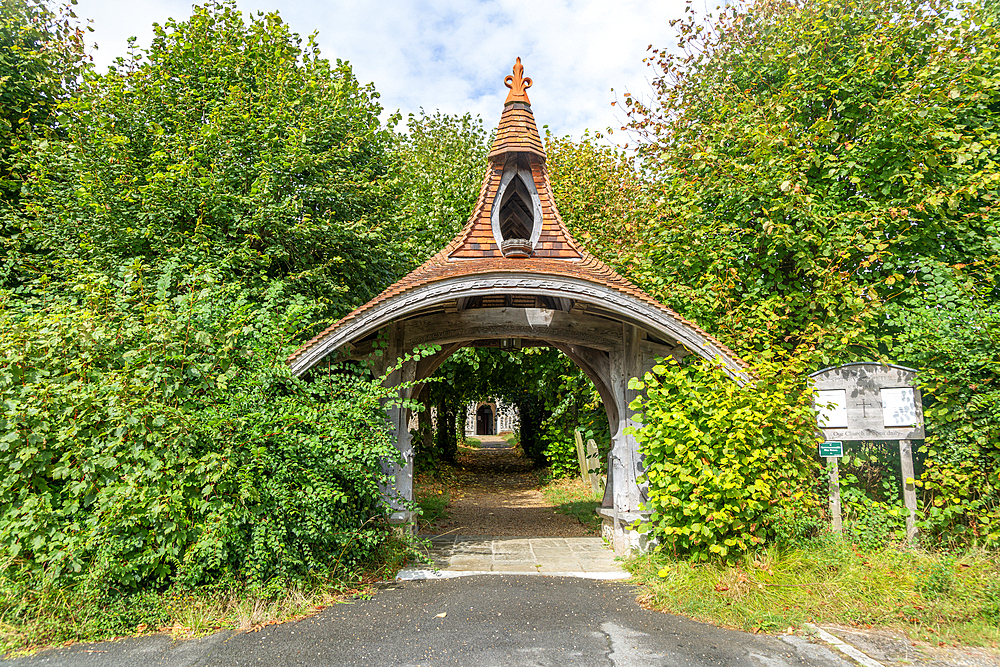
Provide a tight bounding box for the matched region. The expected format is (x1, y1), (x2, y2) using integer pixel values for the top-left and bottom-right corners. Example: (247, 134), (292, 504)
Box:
(622, 0), (1000, 548)
(0, 0), (89, 290)
(538, 356), (610, 479)
(838, 465), (909, 551)
(888, 260), (1000, 546)
(628, 356), (820, 560)
(392, 111), (490, 266)
(0, 0), (87, 201)
(626, 0), (1000, 363)
(764, 503), (825, 549)
(545, 131), (653, 272)
(420, 346), (609, 472)
(541, 431), (577, 479)
(0, 268), (397, 595)
(8, 1), (399, 317)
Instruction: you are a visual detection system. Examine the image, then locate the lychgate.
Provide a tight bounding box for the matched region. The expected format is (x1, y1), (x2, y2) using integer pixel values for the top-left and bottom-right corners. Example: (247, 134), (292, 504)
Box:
(286, 58), (747, 554)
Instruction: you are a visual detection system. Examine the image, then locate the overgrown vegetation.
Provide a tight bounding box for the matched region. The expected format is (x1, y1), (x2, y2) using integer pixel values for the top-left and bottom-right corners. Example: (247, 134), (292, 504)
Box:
(619, 0), (1000, 557)
(628, 356), (820, 560)
(3, 0), (1000, 653)
(0, 1), (412, 653)
(1, 535), (411, 655)
(0, 272), (398, 593)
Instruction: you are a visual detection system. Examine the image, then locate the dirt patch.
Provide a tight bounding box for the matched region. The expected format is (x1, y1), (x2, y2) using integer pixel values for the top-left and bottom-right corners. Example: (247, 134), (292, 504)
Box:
(416, 438), (597, 537)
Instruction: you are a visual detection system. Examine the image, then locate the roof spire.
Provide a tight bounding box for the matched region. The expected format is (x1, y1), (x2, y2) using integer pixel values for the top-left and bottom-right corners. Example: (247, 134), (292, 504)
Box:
(504, 57), (532, 105)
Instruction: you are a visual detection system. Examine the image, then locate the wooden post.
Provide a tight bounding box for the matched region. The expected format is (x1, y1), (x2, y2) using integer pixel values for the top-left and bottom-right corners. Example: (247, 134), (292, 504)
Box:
(828, 457), (843, 534)
(574, 429), (590, 486)
(899, 439), (918, 544)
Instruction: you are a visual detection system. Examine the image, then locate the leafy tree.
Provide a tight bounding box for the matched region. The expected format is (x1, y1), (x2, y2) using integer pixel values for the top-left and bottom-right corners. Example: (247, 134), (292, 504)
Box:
(545, 131), (655, 273)
(392, 111), (490, 267)
(0, 0), (88, 286)
(624, 0), (1000, 547)
(889, 261), (1000, 545)
(10, 1), (398, 319)
(0, 0), (87, 200)
(625, 0), (999, 364)
(0, 0), (411, 605)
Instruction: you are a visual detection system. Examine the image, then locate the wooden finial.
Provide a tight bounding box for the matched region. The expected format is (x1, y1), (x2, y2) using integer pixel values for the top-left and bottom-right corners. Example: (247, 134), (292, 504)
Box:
(504, 57), (532, 105)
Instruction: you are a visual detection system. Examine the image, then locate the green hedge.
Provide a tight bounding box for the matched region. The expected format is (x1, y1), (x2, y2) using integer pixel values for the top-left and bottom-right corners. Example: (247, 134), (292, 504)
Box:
(0, 270), (396, 595)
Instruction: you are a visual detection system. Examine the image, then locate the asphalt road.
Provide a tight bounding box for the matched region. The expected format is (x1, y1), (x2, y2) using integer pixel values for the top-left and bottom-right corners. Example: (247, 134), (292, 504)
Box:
(6, 576), (855, 667)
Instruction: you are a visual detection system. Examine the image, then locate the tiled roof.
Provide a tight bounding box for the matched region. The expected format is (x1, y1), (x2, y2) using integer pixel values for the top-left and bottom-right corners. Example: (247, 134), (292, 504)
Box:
(287, 249), (744, 367)
(489, 103), (545, 158)
(286, 59), (745, 370)
(447, 155), (582, 260)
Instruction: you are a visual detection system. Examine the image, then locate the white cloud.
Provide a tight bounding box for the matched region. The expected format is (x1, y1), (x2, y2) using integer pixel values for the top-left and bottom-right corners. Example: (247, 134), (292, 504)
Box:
(74, 0), (688, 139)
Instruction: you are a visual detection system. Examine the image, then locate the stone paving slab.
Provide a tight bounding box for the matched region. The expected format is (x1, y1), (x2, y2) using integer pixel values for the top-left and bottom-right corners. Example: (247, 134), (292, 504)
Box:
(396, 535), (629, 581)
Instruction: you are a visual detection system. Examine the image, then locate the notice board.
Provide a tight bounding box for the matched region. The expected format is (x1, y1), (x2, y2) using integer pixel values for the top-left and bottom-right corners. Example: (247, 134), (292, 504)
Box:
(809, 363), (924, 441)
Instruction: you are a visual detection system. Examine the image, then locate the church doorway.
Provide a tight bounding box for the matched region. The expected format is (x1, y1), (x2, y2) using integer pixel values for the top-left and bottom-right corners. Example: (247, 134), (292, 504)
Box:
(476, 404), (495, 436)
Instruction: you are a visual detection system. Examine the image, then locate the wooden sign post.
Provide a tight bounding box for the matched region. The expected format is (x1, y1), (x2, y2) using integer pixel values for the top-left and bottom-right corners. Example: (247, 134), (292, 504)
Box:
(819, 441), (844, 533)
(809, 364), (925, 544)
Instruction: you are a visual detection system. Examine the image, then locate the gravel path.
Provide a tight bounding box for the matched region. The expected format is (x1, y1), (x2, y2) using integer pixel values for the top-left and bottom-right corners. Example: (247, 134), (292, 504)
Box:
(419, 437), (596, 537)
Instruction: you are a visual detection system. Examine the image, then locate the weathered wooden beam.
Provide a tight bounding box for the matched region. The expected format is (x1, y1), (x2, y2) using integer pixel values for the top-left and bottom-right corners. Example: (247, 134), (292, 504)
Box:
(401, 307), (622, 352)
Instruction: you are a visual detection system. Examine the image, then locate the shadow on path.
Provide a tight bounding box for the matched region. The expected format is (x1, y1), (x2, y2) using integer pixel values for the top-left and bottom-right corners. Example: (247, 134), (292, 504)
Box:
(418, 437), (596, 538)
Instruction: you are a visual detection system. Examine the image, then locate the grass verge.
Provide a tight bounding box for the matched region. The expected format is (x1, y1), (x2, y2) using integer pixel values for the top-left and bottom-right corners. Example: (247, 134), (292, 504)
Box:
(0, 536), (412, 657)
(416, 490), (451, 529)
(627, 538), (1000, 646)
(542, 476), (602, 534)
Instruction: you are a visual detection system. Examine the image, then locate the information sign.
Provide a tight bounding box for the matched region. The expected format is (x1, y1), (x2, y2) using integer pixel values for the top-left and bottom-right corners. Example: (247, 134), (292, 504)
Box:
(809, 362), (923, 544)
(819, 441), (843, 457)
(815, 389), (848, 428)
(808, 363), (924, 440)
(881, 387), (918, 428)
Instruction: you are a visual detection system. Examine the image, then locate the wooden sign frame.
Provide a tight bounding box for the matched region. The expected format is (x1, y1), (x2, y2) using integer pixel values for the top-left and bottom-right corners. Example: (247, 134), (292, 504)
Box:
(809, 363), (924, 440)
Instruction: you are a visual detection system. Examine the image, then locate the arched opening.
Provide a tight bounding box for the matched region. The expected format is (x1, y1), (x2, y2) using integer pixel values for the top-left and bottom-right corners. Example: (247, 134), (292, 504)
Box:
(475, 403), (495, 435)
(399, 342), (612, 541)
(490, 161), (542, 258)
(290, 278), (746, 553)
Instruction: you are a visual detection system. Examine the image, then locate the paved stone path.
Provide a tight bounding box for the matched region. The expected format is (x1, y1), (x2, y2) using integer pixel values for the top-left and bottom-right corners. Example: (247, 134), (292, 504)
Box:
(397, 535), (628, 580)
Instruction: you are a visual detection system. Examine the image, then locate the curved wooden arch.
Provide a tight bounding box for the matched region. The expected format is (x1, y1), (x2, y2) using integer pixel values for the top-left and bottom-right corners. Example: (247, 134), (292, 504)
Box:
(289, 272), (746, 555)
(288, 272), (746, 379)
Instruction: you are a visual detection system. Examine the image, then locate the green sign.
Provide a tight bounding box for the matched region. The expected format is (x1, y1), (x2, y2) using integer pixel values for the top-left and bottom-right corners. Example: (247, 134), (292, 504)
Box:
(819, 441), (843, 457)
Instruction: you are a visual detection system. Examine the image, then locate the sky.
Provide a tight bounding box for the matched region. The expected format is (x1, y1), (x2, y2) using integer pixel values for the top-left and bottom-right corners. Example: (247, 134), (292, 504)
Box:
(70, 0), (695, 140)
